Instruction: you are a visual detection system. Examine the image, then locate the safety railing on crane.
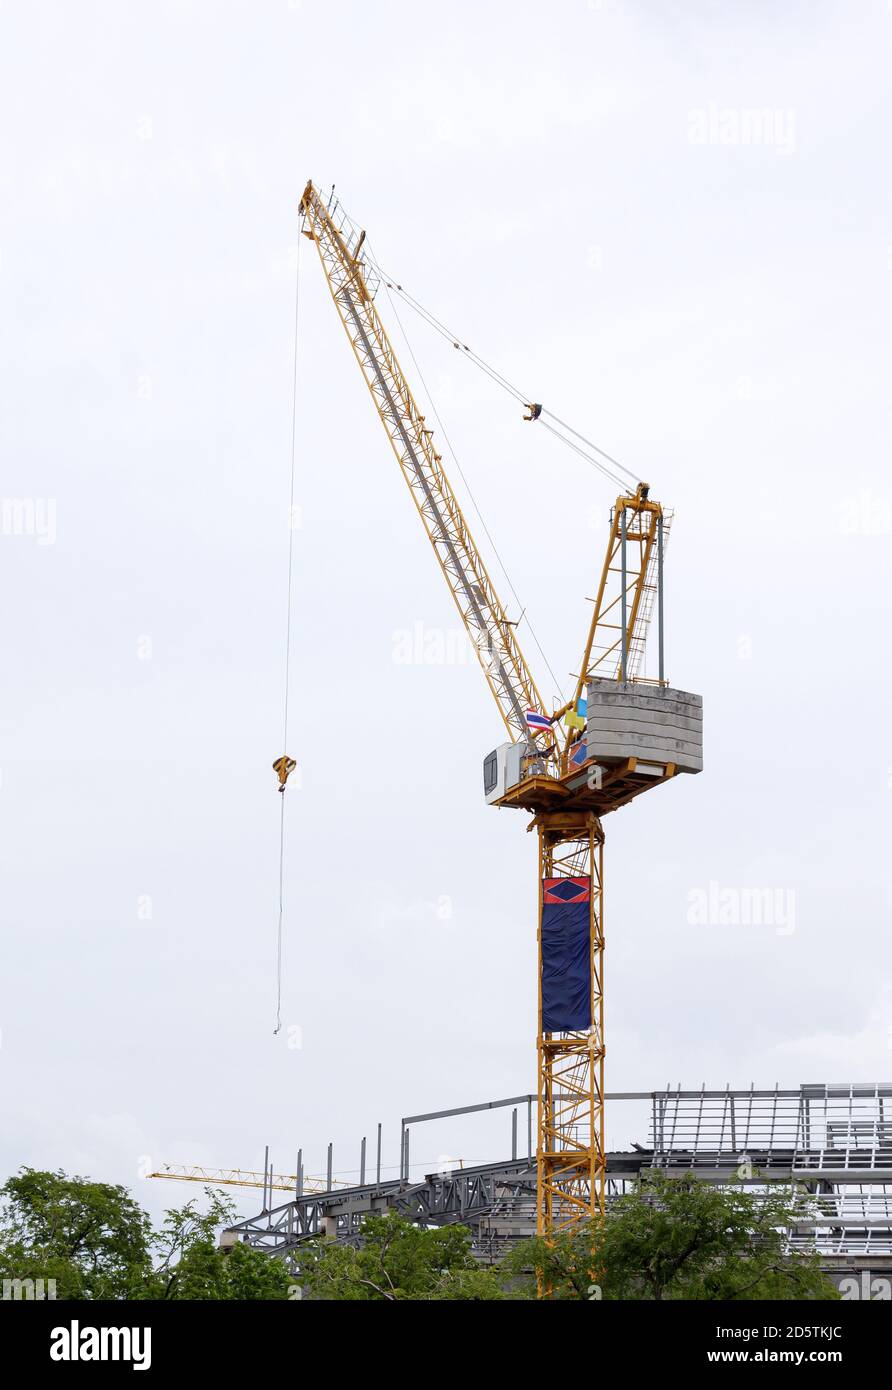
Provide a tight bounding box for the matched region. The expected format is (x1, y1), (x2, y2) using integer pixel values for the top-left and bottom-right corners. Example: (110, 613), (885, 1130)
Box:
(320, 190), (381, 299)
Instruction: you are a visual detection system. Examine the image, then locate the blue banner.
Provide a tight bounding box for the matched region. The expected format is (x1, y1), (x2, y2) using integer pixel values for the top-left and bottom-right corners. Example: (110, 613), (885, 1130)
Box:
(541, 877), (592, 1032)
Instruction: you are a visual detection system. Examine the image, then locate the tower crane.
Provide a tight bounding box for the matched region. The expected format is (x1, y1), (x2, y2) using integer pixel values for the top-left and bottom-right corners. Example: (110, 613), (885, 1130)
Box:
(148, 1163), (346, 1196)
(298, 181), (702, 1239)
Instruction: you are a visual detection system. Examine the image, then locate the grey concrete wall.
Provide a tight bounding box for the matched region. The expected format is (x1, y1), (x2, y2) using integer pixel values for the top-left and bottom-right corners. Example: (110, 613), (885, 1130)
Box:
(585, 681), (703, 773)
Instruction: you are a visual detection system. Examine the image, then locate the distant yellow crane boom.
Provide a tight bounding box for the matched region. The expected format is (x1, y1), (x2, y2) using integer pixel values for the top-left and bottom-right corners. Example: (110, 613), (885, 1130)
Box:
(148, 1164), (346, 1195)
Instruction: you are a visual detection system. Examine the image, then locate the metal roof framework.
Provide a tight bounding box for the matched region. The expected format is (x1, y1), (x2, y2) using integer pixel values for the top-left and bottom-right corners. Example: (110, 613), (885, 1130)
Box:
(221, 1084), (892, 1266)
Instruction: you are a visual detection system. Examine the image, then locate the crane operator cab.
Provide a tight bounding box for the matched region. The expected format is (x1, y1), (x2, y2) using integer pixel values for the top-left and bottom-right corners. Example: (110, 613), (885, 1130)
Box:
(484, 742), (533, 805)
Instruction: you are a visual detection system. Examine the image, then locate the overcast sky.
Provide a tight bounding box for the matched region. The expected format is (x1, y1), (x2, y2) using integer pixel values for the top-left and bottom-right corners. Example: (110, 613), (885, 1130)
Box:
(2, 0), (891, 1221)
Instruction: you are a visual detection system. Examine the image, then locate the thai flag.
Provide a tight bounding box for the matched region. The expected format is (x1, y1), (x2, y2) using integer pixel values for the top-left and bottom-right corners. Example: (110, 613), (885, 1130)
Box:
(525, 709), (552, 732)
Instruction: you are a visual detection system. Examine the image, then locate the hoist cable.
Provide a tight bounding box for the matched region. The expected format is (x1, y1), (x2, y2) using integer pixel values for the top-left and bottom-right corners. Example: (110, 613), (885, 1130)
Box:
(380, 277), (568, 708)
(275, 793), (286, 1035)
(538, 420), (630, 489)
(274, 228), (302, 1036)
(365, 254), (640, 490)
(539, 409), (640, 485)
(379, 276), (529, 406)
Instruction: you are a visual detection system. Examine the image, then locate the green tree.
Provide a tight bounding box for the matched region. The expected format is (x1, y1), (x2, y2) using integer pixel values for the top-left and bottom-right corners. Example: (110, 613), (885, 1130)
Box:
(298, 1210), (507, 1301)
(0, 1168), (153, 1299)
(147, 1189), (292, 1300)
(0, 1170), (292, 1301)
(509, 1172), (839, 1301)
(1, 1167), (842, 1302)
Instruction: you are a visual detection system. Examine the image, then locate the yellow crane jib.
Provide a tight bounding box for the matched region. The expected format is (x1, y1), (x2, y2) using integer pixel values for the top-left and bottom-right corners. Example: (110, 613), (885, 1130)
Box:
(298, 179), (550, 754)
(272, 756), (297, 792)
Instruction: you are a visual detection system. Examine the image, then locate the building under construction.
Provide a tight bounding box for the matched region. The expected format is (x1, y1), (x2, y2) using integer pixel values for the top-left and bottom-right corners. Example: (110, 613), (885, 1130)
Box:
(213, 1083), (892, 1295)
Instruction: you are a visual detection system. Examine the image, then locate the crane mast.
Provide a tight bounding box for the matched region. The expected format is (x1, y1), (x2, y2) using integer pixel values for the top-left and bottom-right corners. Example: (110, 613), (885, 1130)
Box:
(299, 179), (701, 1257)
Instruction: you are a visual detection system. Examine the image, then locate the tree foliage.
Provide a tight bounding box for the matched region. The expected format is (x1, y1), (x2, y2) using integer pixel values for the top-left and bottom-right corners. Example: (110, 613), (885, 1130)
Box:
(0, 1167), (840, 1302)
(508, 1172), (839, 1301)
(146, 1189), (292, 1300)
(0, 1168), (153, 1300)
(0, 1169), (291, 1301)
(298, 1211), (507, 1301)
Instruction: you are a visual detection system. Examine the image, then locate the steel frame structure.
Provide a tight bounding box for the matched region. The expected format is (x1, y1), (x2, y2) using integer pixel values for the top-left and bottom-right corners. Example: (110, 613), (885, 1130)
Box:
(650, 1082), (892, 1181)
(222, 1085), (892, 1288)
(555, 489), (667, 748)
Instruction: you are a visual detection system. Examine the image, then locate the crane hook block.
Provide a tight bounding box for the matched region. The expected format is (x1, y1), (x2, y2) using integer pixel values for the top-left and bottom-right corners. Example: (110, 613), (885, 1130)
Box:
(524, 402), (542, 422)
(272, 756), (297, 792)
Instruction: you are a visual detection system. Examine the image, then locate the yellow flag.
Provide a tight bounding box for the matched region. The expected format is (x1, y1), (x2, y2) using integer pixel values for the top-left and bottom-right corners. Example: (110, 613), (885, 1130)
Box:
(564, 708), (585, 732)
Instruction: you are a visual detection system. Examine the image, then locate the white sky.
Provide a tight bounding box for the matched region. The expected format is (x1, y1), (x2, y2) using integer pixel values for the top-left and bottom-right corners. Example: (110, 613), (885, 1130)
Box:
(2, 0), (891, 1222)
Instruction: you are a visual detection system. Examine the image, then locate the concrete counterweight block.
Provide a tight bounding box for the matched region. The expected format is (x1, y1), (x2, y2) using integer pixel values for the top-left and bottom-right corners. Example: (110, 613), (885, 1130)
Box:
(585, 680), (703, 774)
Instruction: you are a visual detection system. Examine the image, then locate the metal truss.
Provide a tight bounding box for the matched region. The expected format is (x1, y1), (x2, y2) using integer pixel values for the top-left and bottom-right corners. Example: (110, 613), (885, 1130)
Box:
(650, 1083), (892, 1182)
(222, 1159), (538, 1262)
(299, 181), (548, 748)
(557, 488), (667, 748)
(223, 1084), (892, 1269)
(534, 813), (605, 1235)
